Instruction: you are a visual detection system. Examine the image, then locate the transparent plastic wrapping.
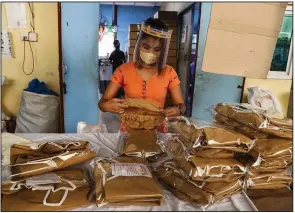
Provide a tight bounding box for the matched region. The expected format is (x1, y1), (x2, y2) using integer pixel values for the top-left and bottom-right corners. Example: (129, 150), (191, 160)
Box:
(120, 99), (165, 130)
(158, 137), (247, 182)
(6, 140), (97, 180)
(214, 103), (293, 139)
(165, 116), (256, 153)
(94, 156), (163, 207)
(152, 159), (245, 208)
(246, 170), (292, 190)
(1, 169), (91, 211)
(248, 138), (292, 167)
(117, 129), (163, 158)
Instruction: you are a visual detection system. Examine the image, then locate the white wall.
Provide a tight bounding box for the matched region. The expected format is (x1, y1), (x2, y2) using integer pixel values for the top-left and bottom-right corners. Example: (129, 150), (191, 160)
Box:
(160, 2), (192, 13)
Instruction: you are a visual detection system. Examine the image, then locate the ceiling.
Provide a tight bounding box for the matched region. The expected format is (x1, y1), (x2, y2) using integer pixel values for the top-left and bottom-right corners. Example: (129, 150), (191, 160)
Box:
(100, 2), (161, 7)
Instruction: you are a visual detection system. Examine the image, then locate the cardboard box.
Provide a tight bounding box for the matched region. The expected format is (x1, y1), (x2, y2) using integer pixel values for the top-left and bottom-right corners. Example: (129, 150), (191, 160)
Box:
(154, 11), (178, 20)
(128, 47), (135, 55)
(170, 41), (177, 50)
(171, 34), (177, 42)
(128, 40), (137, 48)
(168, 63), (177, 70)
(202, 2), (287, 79)
(169, 27), (177, 35)
(166, 57), (177, 64)
(129, 31), (139, 40)
(129, 24), (141, 32)
(161, 20), (177, 27)
(168, 49), (177, 57)
(128, 54), (133, 62)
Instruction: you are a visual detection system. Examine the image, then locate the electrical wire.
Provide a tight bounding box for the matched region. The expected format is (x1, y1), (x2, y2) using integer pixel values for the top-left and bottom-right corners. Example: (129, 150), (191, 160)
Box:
(28, 3), (35, 32)
(22, 33), (35, 75)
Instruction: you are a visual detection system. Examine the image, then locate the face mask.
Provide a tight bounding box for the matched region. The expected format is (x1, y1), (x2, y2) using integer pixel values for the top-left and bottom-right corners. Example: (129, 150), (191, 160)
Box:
(139, 50), (159, 65)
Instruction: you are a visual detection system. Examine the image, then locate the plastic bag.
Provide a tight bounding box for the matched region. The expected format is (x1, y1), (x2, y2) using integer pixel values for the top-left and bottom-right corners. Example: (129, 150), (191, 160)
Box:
(214, 103), (292, 139)
(120, 98), (165, 130)
(247, 87), (283, 119)
(15, 91), (60, 133)
(5, 140), (96, 180)
(2, 169), (91, 211)
(94, 156), (163, 207)
(117, 129), (163, 158)
(158, 136), (246, 182)
(77, 122), (108, 133)
(165, 116), (255, 153)
(246, 170), (292, 190)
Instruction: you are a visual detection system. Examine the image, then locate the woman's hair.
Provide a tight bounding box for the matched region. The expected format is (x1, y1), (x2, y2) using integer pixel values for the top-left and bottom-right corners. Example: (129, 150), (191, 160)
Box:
(134, 18), (169, 75)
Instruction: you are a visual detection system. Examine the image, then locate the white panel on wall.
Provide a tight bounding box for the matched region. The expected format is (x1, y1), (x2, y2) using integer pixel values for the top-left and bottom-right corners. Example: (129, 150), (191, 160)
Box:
(5, 3), (27, 28)
(1, 31), (13, 58)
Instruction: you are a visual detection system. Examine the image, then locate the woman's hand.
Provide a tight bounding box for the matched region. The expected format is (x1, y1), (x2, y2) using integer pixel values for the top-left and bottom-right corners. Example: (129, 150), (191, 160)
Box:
(102, 98), (127, 114)
(162, 106), (180, 117)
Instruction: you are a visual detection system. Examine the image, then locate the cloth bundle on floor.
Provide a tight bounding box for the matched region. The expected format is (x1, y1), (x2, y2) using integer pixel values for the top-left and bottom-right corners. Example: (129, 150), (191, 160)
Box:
(214, 103), (292, 139)
(94, 156), (163, 206)
(120, 99), (165, 130)
(2, 169), (91, 211)
(7, 140), (96, 180)
(118, 130), (162, 158)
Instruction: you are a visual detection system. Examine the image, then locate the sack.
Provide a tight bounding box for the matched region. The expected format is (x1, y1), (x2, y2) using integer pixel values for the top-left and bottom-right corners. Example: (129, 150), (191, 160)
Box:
(15, 91), (60, 133)
(2, 169), (91, 211)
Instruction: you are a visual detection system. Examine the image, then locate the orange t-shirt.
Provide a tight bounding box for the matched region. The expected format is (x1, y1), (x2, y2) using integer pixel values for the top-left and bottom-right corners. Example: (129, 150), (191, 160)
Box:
(110, 62), (180, 108)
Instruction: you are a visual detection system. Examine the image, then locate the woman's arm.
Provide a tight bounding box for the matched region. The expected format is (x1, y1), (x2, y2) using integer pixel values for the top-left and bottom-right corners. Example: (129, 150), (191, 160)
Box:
(98, 82), (127, 113)
(163, 85), (186, 117)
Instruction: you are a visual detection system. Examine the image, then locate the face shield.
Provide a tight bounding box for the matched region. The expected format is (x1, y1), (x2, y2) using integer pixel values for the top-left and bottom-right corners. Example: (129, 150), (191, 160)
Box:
(133, 22), (172, 69)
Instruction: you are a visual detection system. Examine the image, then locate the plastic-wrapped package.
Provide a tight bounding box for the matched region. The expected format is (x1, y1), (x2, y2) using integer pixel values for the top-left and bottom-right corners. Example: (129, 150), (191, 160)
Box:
(194, 148), (235, 159)
(165, 117), (255, 153)
(152, 160), (245, 207)
(118, 130), (162, 158)
(94, 156), (163, 206)
(120, 98), (165, 130)
(214, 103), (292, 139)
(246, 170), (292, 190)
(250, 157), (292, 173)
(158, 137), (246, 182)
(248, 138), (292, 167)
(6, 140), (96, 180)
(2, 169), (91, 211)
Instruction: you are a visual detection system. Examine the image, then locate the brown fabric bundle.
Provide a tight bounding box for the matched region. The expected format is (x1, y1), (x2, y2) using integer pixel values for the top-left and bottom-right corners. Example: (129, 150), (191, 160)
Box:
(121, 130), (162, 158)
(215, 113), (268, 139)
(94, 156), (163, 206)
(120, 99), (164, 130)
(2, 169), (91, 211)
(162, 137), (246, 182)
(9, 140), (96, 180)
(247, 170), (292, 190)
(215, 103), (292, 139)
(152, 161), (208, 205)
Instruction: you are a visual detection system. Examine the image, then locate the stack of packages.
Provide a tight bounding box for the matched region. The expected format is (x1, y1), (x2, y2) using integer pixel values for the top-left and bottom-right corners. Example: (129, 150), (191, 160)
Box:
(214, 103), (293, 190)
(154, 11), (178, 108)
(128, 24), (140, 62)
(1, 135), (96, 211)
(151, 116), (253, 207)
(93, 98), (164, 206)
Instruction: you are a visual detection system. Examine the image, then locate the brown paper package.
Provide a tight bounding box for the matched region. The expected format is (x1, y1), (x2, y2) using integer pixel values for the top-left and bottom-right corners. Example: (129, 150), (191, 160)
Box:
(2, 169), (92, 211)
(122, 130), (162, 157)
(94, 156), (163, 206)
(9, 140), (96, 180)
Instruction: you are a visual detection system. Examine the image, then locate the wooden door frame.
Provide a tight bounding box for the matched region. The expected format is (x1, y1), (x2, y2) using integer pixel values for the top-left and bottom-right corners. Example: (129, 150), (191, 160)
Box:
(57, 2), (65, 133)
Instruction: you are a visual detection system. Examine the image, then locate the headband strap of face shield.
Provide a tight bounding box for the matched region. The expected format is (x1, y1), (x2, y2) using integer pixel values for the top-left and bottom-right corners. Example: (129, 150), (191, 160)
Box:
(141, 23), (172, 39)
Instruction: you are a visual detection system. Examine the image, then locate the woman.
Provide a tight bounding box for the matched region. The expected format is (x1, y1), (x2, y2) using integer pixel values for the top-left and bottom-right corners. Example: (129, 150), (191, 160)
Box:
(98, 18), (186, 131)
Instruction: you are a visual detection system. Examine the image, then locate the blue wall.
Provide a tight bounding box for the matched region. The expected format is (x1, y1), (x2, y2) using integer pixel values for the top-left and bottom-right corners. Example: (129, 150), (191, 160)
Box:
(62, 3), (100, 133)
(192, 3), (243, 121)
(100, 5), (159, 52)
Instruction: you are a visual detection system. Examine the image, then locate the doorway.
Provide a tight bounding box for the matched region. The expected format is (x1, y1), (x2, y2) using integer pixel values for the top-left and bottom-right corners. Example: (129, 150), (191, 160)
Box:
(177, 3), (201, 116)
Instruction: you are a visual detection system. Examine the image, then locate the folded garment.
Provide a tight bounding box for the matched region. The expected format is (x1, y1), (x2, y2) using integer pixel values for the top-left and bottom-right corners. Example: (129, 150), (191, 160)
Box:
(194, 148), (234, 159)
(94, 156), (163, 206)
(215, 103), (292, 139)
(159, 137), (246, 182)
(8, 140), (96, 180)
(152, 160), (245, 207)
(119, 130), (162, 158)
(2, 169), (91, 211)
(215, 113), (268, 139)
(120, 99), (165, 130)
(249, 139), (292, 162)
(247, 170), (292, 190)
